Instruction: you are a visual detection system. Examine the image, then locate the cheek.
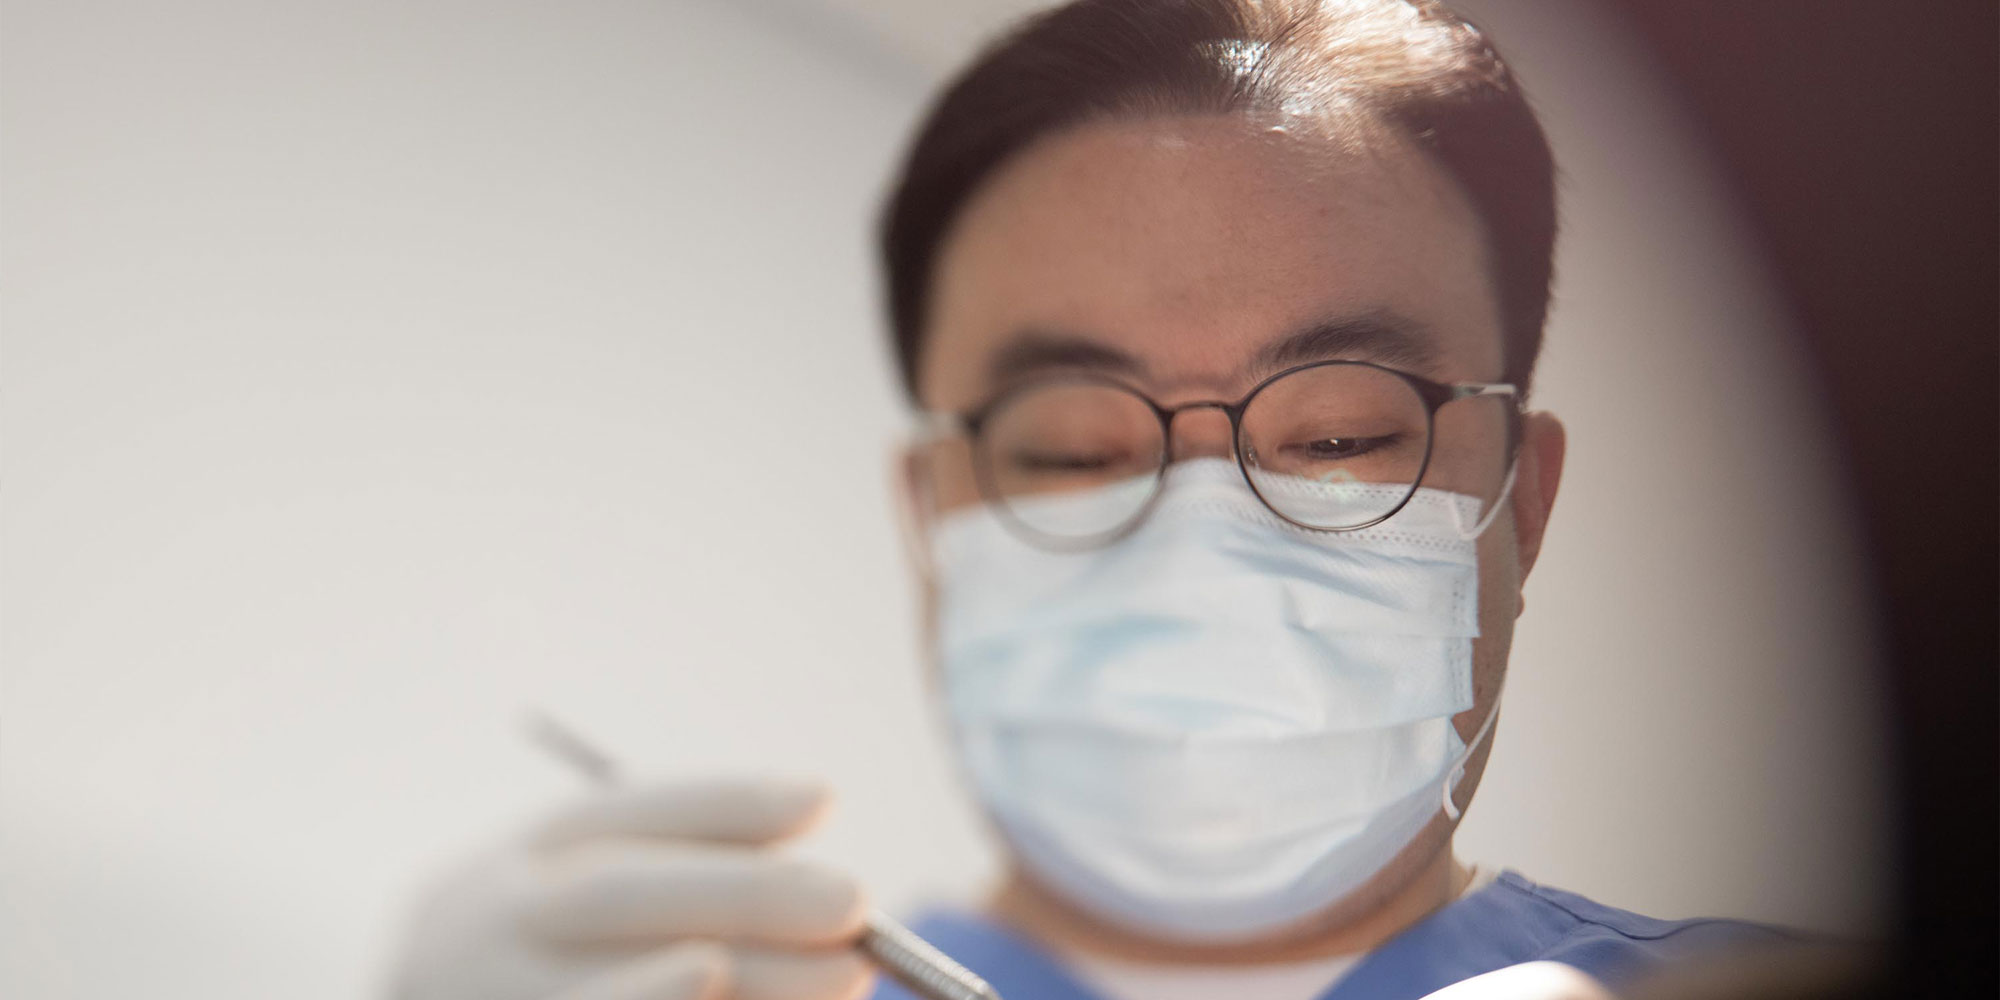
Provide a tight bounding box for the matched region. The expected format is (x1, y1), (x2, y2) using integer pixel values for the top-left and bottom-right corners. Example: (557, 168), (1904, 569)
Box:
(1474, 504), (1522, 618)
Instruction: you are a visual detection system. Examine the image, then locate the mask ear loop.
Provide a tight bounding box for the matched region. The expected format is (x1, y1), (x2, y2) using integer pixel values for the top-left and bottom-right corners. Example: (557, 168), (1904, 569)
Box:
(1441, 432), (1520, 816)
(1441, 697), (1502, 821)
(1451, 459), (1520, 540)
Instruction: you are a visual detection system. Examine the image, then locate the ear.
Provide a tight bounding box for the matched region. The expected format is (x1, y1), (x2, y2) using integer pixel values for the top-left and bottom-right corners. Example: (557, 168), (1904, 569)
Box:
(1510, 411), (1567, 584)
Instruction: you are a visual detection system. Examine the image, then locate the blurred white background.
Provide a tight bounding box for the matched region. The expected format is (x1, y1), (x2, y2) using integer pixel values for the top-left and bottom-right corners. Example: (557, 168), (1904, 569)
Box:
(2, 1), (1889, 997)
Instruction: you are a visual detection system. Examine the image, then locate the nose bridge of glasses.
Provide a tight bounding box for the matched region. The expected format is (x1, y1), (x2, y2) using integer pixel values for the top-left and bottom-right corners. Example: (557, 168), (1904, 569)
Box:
(1162, 401), (1240, 463)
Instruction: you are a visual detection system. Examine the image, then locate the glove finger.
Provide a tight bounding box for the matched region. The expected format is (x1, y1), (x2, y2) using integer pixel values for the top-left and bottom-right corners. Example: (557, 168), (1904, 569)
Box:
(521, 841), (867, 948)
(730, 946), (876, 1000)
(548, 941), (731, 1000)
(534, 777), (830, 850)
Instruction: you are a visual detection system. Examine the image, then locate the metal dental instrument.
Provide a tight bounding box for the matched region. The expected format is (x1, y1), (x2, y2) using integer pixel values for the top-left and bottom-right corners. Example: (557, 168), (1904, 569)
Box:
(525, 712), (1002, 1000)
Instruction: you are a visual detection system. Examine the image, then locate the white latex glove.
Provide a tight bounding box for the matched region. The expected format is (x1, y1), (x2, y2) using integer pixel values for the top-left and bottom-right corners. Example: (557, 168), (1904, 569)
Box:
(391, 777), (875, 1000)
(1418, 962), (1614, 1000)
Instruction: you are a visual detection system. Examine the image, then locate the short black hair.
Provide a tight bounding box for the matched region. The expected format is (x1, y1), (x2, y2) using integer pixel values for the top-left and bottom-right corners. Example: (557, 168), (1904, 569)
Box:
(879, 0), (1556, 401)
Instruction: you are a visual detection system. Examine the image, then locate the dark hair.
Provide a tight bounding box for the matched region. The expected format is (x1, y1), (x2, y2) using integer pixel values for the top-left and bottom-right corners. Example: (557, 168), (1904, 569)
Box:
(879, 0), (1556, 401)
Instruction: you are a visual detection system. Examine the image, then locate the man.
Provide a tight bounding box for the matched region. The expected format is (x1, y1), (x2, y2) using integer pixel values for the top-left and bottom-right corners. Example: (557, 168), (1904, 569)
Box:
(391, 2), (1786, 997)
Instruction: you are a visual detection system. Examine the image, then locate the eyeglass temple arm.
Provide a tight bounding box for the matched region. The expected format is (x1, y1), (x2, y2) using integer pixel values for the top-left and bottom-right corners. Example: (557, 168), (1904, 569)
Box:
(1449, 382), (1524, 459)
(1449, 382), (1517, 401)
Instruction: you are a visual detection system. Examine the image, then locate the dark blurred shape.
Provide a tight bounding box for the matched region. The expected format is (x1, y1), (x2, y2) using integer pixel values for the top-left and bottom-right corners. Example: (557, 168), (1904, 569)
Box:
(1610, 1), (1997, 996)
(1623, 944), (1883, 1000)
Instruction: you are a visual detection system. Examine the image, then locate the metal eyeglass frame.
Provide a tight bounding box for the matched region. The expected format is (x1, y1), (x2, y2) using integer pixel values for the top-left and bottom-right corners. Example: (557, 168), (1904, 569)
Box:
(918, 358), (1520, 551)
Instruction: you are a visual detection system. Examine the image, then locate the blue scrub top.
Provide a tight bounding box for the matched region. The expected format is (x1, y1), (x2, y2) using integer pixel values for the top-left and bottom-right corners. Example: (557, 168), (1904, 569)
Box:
(871, 871), (1790, 1000)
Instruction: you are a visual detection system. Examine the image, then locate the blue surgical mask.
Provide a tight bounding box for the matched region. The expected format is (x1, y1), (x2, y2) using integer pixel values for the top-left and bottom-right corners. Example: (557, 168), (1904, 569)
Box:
(931, 458), (1502, 942)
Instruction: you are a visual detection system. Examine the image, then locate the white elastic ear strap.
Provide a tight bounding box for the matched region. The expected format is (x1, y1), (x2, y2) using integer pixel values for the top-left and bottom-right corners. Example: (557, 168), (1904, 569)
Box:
(1453, 459), (1520, 540)
(1439, 455), (1518, 816)
(1441, 697), (1501, 822)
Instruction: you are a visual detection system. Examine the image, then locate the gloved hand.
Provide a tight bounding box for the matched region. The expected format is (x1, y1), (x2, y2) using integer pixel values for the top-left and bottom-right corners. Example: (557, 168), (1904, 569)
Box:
(391, 777), (875, 1000)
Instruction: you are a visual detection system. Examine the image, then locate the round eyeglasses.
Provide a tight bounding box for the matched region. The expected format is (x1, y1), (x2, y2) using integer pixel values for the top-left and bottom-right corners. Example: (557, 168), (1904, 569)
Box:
(919, 360), (1519, 550)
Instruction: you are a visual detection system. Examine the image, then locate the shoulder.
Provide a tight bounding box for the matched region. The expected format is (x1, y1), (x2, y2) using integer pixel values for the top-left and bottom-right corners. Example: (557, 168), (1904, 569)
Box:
(1486, 871), (1801, 983)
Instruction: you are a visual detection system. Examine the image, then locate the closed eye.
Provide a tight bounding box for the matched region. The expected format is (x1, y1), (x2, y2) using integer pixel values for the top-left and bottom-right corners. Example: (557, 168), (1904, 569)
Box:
(1007, 449), (1129, 472)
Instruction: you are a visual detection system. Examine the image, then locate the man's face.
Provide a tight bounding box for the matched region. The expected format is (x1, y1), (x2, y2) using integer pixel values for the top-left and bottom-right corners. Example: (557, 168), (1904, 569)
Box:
(912, 113), (1564, 928)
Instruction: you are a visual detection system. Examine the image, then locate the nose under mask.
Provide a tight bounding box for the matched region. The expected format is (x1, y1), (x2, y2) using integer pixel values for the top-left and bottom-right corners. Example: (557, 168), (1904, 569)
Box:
(930, 458), (1500, 942)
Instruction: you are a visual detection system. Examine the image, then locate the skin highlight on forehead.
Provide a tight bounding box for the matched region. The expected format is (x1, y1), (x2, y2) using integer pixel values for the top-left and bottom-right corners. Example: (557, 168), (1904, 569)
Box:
(919, 112), (1504, 414)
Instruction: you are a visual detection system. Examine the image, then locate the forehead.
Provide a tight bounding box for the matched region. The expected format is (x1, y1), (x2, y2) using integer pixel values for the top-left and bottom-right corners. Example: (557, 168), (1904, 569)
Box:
(919, 113), (1503, 410)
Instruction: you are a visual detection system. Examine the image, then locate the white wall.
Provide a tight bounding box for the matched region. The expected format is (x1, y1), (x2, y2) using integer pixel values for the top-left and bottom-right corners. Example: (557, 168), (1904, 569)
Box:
(1444, 0), (1888, 935)
(0, 2), (1888, 998)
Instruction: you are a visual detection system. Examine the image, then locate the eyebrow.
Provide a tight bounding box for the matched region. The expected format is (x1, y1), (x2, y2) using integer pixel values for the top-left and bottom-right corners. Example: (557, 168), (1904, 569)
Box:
(1250, 313), (1443, 378)
(986, 330), (1144, 386)
(980, 311), (1445, 393)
